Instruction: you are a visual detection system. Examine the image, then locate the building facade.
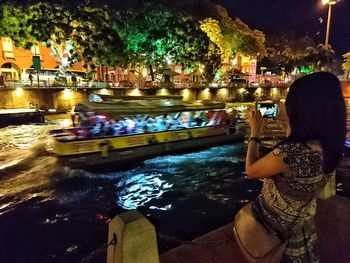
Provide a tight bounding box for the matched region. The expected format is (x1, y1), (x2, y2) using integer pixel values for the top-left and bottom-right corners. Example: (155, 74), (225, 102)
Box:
(0, 37), (85, 81)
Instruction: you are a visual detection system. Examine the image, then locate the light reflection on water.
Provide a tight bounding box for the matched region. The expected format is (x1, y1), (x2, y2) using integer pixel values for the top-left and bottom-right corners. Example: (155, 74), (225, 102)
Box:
(96, 144), (249, 212)
(116, 172), (173, 210)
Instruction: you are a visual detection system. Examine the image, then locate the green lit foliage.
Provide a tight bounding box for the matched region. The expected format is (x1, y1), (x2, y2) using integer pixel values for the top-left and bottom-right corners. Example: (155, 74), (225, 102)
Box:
(0, 4), (32, 49)
(114, 1), (209, 79)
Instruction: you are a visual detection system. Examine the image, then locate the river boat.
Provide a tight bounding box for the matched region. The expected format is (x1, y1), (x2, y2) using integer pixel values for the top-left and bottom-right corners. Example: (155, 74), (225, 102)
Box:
(47, 94), (246, 167)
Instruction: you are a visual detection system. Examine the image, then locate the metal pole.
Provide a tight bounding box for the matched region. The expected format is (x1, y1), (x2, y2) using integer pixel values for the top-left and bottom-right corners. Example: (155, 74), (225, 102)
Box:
(36, 70), (40, 88)
(36, 70), (40, 109)
(325, 4), (332, 47)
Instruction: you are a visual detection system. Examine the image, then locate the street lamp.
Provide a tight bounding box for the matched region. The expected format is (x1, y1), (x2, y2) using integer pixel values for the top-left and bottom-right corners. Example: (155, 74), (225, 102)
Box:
(322, 0), (338, 47)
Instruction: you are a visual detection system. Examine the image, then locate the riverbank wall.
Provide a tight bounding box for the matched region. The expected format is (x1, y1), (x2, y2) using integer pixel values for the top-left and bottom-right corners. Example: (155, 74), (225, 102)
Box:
(1, 79), (349, 112)
(0, 85), (288, 111)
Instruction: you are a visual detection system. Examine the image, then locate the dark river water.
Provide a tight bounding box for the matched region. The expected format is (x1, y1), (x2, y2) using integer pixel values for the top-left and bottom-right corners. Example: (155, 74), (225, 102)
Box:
(0, 120), (261, 263)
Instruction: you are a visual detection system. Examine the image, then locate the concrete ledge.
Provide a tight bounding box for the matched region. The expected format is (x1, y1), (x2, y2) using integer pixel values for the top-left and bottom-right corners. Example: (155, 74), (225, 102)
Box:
(107, 210), (159, 263)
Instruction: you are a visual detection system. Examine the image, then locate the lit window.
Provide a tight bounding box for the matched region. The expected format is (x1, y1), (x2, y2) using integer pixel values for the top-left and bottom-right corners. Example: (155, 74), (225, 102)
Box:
(1, 37), (14, 58)
(31, 44), (40, 55)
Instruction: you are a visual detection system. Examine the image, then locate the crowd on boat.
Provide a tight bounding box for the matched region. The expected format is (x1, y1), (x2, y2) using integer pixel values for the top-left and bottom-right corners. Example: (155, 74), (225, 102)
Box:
(69, 110), (232, 139)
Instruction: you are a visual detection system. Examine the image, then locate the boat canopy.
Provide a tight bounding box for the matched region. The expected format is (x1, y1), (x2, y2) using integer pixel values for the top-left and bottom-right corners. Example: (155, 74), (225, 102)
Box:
(74, 94), (226, 116)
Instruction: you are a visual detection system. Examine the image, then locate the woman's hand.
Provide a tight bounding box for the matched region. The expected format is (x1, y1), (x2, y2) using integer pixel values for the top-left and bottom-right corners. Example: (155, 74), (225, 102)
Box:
(248, 109), (264, 137)
(276, 101), (289, 123)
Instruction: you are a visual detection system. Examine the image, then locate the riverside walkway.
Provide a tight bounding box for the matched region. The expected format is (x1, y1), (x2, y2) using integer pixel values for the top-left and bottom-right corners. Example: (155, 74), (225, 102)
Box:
(160, 194), (350, 263)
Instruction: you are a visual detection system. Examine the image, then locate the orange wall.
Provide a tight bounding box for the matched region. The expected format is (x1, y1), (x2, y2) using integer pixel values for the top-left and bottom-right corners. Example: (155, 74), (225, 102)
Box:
(1, 39), (85, 79)
(341, 80), (350, 98)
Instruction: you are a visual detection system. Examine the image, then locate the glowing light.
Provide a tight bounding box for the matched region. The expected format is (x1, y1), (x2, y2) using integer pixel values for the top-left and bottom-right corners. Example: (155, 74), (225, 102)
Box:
(63, 88), (73, 99)
(203, 88), (210, 100)
(61, 119), (72, 127)
(199, 64), (205, 74)
(142, 69), (148, 77)
(15, 87), (23, 96)
(48, 109), (56, 112)
(159, 88), (168, 96)
(232, 58), (238, 66)
(238, 88), (246, 94)
(322, 0), (337, 5)
(182, 88), (190, 100)
(218, 88), (227, 96)
(100, 88), (109, 95)
(255, 87), (262, 94)
(129, 88), (141, 96)
(210, 83), (218, 87)
(272, 87), (278, 94)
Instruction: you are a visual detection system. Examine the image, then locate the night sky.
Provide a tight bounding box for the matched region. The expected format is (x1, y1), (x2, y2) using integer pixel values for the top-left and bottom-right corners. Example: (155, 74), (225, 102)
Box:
(217, 0), (350, 57)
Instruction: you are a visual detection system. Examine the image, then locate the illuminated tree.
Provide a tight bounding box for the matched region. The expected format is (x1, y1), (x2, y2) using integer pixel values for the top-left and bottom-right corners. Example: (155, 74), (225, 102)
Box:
(342, 52), (350, 78)
(213, 5), (266, 58)
(200, 18), (232, 59)
(114, 1), (209, 81)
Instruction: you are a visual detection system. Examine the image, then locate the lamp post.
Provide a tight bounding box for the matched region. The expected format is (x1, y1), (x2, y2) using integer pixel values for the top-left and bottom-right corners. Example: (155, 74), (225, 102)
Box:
(322, 0), (338, 47)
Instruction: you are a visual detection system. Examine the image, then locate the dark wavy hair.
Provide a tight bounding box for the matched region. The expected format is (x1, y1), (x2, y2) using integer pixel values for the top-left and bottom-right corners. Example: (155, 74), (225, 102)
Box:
(285, 72), (346, 173)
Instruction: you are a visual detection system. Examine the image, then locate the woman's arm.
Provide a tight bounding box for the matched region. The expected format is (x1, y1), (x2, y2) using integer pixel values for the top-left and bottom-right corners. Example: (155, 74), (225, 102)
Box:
(245, 109), (288, 179)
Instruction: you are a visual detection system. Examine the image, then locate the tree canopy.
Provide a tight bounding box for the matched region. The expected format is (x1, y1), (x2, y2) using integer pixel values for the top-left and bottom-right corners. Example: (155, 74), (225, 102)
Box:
(0, 0), (266, 82)
(260, 33), (335, 76)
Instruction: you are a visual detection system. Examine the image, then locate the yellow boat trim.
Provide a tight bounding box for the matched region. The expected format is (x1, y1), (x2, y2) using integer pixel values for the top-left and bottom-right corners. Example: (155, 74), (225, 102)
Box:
(50, 126), (228, 156)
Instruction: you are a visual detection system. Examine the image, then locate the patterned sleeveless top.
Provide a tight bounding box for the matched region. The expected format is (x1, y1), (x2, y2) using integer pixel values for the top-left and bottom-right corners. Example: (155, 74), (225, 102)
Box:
(255, 141), (331, 238)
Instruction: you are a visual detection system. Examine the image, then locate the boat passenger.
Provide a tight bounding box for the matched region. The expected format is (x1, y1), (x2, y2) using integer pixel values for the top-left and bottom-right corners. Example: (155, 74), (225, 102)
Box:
(146, 118), (156, 132)
(200, 111), (208, 123)
(125, 118), (136, 134)
(164, 115), (173, 129)
(143, 123), (148, 133)
(156, 117), (166, 131)
(135, 119), (145, 133)
(194, 114), (203, 126)
(112, 120), (123, 135)
(116, 119), (128, 135)
(189, 113), (196, 127)
(90, 123), (101, 137)
(105, 121), (115, 136)
(98, 122), (106, 136)
(181, 113), (189, 128)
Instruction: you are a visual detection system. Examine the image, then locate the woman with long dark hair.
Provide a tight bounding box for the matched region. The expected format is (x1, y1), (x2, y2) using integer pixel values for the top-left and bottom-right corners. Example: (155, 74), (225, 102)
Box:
(245, 72), (346, 262)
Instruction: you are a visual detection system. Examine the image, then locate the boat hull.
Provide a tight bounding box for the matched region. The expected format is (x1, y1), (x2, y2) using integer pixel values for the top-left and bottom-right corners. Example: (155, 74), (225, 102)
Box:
(57, 132), (244, 168)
